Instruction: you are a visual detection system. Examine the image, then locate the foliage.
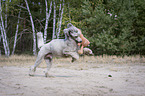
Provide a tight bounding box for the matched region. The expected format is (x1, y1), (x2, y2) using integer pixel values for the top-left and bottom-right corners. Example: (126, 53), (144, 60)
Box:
(80, 0), (144, 56)
(0, 0), (144, 56)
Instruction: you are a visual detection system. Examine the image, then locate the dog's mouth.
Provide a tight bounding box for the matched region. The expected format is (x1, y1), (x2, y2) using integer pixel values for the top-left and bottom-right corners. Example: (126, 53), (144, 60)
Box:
(77, 39), (82, 43)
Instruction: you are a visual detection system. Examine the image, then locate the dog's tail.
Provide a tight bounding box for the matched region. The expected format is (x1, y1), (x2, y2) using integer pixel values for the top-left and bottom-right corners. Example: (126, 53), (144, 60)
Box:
(37, 32), (44, 49)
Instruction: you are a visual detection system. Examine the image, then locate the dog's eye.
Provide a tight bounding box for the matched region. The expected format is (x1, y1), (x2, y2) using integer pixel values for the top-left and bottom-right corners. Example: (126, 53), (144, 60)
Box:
(68, 30), (72, 33)
(74, 30), (78, 33)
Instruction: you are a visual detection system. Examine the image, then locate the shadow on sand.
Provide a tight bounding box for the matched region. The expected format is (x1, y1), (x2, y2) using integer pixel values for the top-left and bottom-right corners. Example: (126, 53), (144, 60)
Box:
(28, 74), (77, 78)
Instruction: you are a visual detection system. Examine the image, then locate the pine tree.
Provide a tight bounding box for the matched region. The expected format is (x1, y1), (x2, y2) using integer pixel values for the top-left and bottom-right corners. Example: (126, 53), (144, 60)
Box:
(133, 0), (145, 55)
(81, 0), (139, 55)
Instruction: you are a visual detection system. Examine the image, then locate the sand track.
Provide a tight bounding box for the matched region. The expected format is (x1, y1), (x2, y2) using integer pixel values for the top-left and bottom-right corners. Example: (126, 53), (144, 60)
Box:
(0, 62), (145, 96)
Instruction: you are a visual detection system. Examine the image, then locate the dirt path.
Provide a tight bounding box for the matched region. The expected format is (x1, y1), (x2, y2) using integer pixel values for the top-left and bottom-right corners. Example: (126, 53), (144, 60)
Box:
(0, 63), (145, 96)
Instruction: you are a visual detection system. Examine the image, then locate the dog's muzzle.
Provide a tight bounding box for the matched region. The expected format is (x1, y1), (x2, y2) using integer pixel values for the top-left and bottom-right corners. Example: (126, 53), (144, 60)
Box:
(75, 36), (82, 43)
(68, 31), (82, 43)
(77, 39), (82, 43)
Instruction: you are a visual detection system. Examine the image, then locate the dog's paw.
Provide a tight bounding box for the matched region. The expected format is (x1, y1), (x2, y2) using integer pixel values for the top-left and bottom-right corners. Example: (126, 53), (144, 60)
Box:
(44, 71), (54, 78)
(71, 58), (76, 63)
(29, 66), (35, 76)
(45, 72), (49, 77)
(29, 70), (35, 76)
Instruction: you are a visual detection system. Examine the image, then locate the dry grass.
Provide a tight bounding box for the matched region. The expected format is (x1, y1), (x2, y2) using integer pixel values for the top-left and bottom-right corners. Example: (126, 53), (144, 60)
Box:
(0, 55), (36, 67)
(0, 55), (145, 70)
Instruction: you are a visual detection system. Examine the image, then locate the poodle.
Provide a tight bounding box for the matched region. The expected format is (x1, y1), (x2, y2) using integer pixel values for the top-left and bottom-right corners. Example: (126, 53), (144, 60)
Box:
(29, 23), (82, 77)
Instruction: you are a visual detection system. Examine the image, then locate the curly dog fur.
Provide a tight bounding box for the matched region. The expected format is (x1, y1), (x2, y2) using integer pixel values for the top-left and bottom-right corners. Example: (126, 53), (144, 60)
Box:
(29, 24), (82, 77)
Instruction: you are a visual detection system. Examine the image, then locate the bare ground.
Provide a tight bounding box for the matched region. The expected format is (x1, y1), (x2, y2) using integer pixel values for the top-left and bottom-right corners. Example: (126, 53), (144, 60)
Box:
(0, 55), (145, 96)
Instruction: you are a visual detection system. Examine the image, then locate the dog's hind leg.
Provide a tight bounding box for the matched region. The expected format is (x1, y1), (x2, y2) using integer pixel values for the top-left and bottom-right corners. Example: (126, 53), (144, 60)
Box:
(29, 48), (47, 76)
(29, 54), (44, 76)
(44, 57), (52, 77)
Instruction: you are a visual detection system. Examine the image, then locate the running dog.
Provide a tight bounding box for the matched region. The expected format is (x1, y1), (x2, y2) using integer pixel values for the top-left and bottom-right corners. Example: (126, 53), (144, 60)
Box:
(29, 24), (82, 77)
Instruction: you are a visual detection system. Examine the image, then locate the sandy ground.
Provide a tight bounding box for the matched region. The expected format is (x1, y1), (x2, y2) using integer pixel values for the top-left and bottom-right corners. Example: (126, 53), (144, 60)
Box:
(0, 56), (145, 96)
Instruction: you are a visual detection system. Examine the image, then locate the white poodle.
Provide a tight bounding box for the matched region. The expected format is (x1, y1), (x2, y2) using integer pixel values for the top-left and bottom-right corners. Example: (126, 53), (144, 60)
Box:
(29, 24), (82, 77)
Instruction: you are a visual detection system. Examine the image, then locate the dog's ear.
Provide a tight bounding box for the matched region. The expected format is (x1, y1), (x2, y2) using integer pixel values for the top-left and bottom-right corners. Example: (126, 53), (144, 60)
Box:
(77, 29), (82, 36)
(63, 29), (70, 40)
(64, 29), (69, 35)
(67, 23), (73, 28)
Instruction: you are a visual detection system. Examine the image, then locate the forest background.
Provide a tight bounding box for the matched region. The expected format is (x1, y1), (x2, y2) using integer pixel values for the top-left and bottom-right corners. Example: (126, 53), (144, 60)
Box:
(0, 0), (144, 57)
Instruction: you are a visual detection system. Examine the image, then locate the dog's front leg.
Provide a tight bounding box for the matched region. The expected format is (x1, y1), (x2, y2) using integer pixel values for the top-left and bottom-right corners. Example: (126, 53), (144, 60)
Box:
(70, 52), (79, 62)
(63, 47), (79, 62)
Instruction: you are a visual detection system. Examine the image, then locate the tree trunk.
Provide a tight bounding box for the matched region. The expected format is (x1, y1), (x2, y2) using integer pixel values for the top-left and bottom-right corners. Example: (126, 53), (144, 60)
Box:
(12, 9), (21, 55)
(68, 3), (71, 22)
(0, 0), (10, 56)
(5, 0), (7, 29)
(57, 0), (64, 39)
(1, 16), (10, 56)
(44, 0), (52, 43)
(25, 0), (37, 55)
(55, 0), (61, 35)
(0, 24), (8, 56)
(0, 35), (1, 56)
(52, 0), (56, 39)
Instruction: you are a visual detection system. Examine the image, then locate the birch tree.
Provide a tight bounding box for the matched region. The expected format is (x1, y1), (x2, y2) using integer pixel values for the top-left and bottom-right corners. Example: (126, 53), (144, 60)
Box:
(0, 23), (8, 56)
(12, 9), (21, 55)
(55, 0), (61, 36)
(57, 0), (64, 39)
(0, 0), (10, 56)
(44, 0), (52, 43)
(25, 0), (37, 55)
(0, 35), (1, 56)
(5, 0), (8, 30)
(1, 17), (10, 56)
(68, 3), (71, 22)
(52, 0), (56, 39)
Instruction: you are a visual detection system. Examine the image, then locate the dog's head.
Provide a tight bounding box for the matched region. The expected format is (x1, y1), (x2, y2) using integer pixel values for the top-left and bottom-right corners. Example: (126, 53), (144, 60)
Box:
(68, 29), (82, 43)
(65, 23), (82, 43)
